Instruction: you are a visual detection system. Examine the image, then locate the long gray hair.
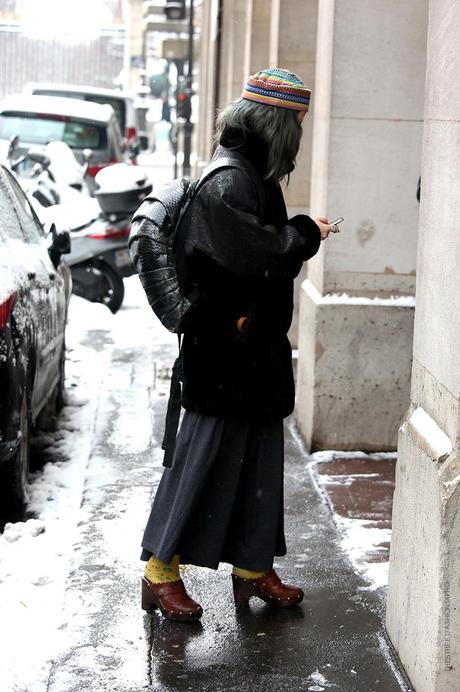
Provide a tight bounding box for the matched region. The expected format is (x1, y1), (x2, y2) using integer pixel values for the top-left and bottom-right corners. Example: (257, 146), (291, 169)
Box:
(214, 98), (303, 183)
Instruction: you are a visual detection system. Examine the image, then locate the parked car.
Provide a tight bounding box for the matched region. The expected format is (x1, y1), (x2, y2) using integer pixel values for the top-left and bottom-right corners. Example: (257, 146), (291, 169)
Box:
(0, 164), (71, 510)
(23, 82), (138, 147)
(0, 94), (125, 181)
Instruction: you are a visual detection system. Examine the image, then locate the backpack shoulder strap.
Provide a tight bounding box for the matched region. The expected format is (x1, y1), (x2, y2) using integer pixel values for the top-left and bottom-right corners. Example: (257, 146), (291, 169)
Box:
(196, 156), (265, 212)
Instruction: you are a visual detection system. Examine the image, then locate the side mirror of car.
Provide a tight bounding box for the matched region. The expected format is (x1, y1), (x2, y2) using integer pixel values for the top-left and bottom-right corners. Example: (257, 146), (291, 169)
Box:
(48, 225), (71, 268)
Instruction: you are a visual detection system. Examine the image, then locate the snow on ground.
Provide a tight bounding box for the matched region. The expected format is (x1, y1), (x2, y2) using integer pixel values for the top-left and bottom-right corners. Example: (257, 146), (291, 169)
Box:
(334, 517), (392, 589)
(307, 668), (332, 690)
(302, 280), (416, 307)
(308, 450), (396, 590)
(0, 278), (169, 692)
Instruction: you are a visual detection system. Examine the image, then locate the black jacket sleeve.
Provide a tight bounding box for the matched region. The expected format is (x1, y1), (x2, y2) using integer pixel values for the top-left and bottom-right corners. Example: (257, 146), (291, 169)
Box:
(182, 168), (321, 277)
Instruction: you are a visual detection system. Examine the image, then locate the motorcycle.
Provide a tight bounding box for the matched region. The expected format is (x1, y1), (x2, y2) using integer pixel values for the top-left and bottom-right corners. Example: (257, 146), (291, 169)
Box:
(65, 210), (134, 314)
(6, 137), (90, 206)
(65, 163), (152, 313)
(6, 138), (152, 313)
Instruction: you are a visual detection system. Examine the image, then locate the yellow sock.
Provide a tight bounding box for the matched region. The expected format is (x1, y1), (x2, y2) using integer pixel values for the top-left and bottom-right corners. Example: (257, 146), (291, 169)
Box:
(232, 566), (265, 580)
(144, 554), (181, 584)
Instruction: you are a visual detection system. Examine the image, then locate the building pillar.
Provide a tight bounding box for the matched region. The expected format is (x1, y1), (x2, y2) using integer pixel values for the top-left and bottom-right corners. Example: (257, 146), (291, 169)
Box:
(195, 0), (248, 175)
(268, 0), (319, 346)
(295, 0), (428, 450)
(269, 0), (317, 217)
(195, 0), (220, 174)
(244, 0), (271, 77)
(218, 0), (248, 106)
(124, 0), (144, 91)
(385, 2), (460, 689)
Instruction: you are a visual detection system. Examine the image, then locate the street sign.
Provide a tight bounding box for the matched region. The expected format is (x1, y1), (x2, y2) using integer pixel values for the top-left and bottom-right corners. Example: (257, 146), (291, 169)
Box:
(143, 18), (188, 33)
(160, 38), (188, 60)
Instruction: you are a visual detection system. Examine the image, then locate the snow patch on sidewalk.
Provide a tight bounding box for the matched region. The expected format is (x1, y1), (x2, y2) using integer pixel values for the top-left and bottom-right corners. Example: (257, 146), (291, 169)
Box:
(308, 449), (396, 591)
(0, 278), (175, 691)
(0, 294), (120, 691)
(307, 668), (331, 690)
(334, 517), (391, 589)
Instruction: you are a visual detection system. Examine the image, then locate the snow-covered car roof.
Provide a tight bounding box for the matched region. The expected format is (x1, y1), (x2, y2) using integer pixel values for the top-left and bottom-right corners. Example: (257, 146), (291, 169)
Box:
(0, 94), (115, 124)
(24, 82), (134, 101)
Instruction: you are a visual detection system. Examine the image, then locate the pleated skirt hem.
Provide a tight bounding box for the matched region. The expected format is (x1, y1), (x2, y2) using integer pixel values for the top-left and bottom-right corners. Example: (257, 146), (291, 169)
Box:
(140, 411), (286, 573)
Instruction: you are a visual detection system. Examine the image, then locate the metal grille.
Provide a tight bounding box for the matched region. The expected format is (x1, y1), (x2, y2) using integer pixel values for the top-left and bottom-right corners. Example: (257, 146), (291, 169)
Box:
(0, 24), (126, 99)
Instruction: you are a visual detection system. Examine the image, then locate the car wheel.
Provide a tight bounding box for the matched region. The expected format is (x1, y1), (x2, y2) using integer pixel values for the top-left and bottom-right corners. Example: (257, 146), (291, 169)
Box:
(93, 260), (125, 314)
(1, 390), (30, 510)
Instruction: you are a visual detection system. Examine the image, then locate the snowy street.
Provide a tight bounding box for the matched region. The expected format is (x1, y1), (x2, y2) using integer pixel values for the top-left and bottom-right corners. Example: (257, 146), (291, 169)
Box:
(1, 277), (411, 691)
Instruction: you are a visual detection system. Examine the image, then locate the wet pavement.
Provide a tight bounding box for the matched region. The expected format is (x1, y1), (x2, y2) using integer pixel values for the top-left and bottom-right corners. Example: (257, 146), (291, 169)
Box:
(44, 288), (412, 692)
(19, 149), (415, 691)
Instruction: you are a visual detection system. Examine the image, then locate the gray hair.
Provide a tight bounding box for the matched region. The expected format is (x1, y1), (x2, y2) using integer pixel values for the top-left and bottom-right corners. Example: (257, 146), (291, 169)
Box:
(214, 98), (303, 183)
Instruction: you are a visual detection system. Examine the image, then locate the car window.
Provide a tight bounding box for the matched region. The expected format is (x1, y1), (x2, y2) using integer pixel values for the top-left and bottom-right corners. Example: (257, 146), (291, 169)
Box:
(0, 113), (108, 150)
(3, 169), (44, 244)
(0, 171), (24, 242)
(62, 120), (108, 149)
(85, 96), (125, 134)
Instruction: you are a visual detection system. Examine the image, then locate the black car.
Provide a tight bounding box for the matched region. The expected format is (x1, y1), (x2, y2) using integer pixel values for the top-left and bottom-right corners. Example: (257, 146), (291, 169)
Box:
(0, 164), (71, 510)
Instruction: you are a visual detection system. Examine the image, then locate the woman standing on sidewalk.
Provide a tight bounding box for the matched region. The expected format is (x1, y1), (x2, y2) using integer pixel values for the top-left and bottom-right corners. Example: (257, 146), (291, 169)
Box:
(134, 68), (332, 621)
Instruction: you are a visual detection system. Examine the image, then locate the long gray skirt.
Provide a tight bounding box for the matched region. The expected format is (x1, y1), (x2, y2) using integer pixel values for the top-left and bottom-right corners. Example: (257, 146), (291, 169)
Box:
(140, 410), (286, 572)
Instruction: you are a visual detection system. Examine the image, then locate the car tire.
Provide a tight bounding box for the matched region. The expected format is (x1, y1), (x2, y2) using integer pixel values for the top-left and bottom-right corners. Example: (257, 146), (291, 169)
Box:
(93, 260), (125, 314)
(1, 390), (30, 511)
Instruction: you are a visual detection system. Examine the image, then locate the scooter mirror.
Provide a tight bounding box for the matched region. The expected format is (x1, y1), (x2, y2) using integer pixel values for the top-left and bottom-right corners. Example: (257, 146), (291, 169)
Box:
(82, 148), (93, 163)
(28, 148), (51, 168)
(7, 135), (20, 161)
(129, 141), (140, 160)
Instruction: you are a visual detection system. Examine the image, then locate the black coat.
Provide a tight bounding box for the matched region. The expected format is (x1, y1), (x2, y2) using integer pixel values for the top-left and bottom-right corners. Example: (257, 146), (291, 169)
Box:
(175, 129), (321, 421)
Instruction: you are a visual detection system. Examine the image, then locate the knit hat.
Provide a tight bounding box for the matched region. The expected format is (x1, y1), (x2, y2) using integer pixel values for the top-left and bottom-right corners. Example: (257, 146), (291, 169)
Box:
(241, 68), (311, 112)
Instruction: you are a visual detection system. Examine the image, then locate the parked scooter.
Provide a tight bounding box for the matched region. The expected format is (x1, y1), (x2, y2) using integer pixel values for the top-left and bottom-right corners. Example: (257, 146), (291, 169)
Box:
(66, 213), (133, 313)
(60, 163), (152, 313)
(5, 136), (152, 313)
(6, 136), (59, 206)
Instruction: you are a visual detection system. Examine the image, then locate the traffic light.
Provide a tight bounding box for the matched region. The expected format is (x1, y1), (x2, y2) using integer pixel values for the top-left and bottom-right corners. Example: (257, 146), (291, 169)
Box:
(164, 0), (186, 20)
(176, 82), (191, 120)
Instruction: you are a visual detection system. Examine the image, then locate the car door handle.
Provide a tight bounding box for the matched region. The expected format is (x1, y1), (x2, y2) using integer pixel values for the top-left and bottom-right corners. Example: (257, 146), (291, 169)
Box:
(28, 272), (36, 280)
(49, 273), (56, 281)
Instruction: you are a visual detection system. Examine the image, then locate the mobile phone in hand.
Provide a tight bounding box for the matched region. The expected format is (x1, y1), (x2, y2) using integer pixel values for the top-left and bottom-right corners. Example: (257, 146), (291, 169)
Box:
(330, 217), (344, 233)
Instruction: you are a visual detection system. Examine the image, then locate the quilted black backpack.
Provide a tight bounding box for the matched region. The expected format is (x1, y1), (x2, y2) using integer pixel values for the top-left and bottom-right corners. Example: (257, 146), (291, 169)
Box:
(128, 157), (245, 334)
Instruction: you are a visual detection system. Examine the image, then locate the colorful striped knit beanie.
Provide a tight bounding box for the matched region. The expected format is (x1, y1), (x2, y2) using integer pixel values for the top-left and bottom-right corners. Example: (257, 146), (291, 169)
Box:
(241, 68), (311, 112)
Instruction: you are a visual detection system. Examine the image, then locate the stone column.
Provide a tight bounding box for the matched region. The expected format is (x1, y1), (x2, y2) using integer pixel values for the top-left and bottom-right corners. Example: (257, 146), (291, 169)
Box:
(195, 0), (252, 176)
(268, 0), (319, 346)
(244, 0), (271, 77)
(295, 0), (429, 450)
(195, 0), (220, 174)
(218, 0), (248, 106)
(385, 2), (460, 690)
(269, 0), (317, 217)
(124, 0), (144, 91)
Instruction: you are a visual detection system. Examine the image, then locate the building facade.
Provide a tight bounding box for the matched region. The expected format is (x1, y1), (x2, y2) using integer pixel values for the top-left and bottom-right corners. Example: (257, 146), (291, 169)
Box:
(195, 1), (460, 689)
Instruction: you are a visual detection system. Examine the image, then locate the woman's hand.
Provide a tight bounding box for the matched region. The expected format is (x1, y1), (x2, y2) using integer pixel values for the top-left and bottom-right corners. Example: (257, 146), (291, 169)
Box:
(314, 217), (331, 241)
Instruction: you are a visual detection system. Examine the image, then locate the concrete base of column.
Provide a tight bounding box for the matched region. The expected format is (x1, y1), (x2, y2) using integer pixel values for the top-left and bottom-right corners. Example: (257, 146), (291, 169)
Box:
(385, 407), (459, 692)
(295, 279), (414, 451)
